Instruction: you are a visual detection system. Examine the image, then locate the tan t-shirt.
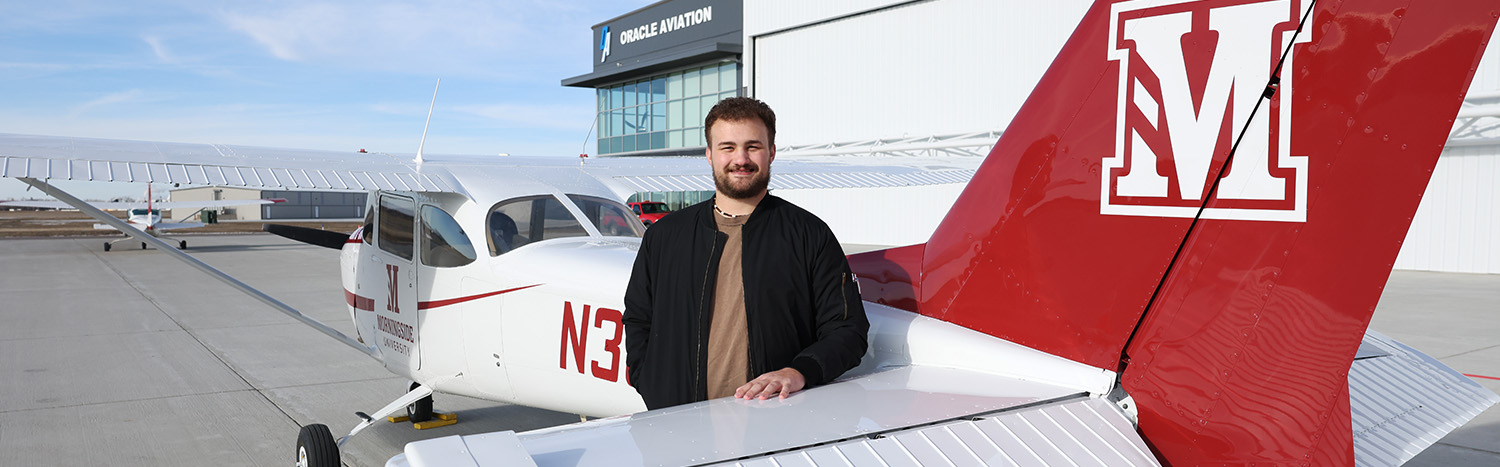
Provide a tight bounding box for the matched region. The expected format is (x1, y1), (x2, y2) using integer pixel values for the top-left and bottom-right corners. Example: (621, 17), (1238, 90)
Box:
(707, 211), (751, 400)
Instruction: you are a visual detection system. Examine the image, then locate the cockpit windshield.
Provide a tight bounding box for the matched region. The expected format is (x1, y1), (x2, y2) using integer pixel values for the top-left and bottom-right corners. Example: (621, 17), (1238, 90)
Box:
(129, 209), (161, 216)
(485, 194), (643, 256)
(568, 195), (645, 238)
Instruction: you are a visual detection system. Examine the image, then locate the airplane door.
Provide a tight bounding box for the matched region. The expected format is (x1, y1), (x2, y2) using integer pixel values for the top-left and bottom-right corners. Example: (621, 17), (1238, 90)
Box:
(362, 194), (421, 371)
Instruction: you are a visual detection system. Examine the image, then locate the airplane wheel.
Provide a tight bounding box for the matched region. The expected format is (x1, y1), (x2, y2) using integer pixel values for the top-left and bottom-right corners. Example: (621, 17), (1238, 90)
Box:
(141, 242), (147, 250)
(179, 240), (188, 249)
(103, 243), (111, 252)
(295, 423), (339, 467)
(407, 382), (433, 423)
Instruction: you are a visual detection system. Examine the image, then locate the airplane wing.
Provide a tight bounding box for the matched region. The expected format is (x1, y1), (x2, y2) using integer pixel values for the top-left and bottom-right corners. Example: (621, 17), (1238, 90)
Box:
(0, 133), (979, 201)
(393, 303), (1160, 467)
(0, 198), (283, 210)
(392, 368), (1158, 467)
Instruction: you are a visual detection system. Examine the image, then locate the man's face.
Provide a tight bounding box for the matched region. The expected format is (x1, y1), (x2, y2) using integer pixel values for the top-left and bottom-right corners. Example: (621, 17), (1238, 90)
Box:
(706, 118), (774, 200)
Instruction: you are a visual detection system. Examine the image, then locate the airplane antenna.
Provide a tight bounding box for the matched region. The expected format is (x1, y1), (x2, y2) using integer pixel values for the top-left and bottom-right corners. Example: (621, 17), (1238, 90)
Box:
(415, 79), (441, 164)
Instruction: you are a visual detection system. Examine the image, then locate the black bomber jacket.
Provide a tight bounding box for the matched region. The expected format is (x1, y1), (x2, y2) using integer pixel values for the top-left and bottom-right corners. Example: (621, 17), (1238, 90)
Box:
(622, 195), (870, 410)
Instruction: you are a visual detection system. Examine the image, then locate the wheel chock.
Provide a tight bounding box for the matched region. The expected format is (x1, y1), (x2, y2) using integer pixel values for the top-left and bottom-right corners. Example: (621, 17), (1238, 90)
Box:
(387, 411), (457, 429)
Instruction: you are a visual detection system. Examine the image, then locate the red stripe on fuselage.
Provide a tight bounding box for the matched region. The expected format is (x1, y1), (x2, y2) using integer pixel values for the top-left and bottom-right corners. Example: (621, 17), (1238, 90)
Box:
(418, 284), (542, 310)
(344, 289), (374, 311)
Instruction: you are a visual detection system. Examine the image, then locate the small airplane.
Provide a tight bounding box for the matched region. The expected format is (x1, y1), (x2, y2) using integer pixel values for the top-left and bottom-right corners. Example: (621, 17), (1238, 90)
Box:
(1, 0), (1497, 465)
(0, 183), (284, 250)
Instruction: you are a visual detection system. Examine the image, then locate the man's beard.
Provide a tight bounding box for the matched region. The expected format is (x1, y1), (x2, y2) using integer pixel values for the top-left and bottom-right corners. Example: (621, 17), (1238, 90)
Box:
(714, 163), (771, 200)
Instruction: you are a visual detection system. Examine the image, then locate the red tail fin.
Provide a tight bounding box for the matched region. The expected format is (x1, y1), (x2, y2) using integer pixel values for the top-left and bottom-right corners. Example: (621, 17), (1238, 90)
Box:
(850, 0), (1497, 463)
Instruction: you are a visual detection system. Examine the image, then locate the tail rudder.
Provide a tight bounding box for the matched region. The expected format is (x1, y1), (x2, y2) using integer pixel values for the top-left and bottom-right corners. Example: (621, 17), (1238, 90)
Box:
(852, 0), (1499, 464)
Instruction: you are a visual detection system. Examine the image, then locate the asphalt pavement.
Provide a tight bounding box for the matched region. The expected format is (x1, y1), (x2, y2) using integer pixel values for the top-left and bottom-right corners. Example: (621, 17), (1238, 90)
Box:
(0, 235), (1493, 466)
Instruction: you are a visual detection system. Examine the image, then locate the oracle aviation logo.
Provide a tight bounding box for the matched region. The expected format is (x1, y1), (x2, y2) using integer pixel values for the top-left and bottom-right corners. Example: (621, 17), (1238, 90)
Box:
(1102, 0), (1310, 222)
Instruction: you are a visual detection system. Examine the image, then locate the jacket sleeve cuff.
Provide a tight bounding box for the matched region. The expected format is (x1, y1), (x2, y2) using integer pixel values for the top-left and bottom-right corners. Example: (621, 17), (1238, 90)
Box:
(790, 357), (825, 387)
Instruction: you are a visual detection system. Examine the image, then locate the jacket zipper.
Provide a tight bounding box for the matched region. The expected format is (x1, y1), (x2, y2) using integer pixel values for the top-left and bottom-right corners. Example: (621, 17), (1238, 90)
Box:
(695, 231), (724, 399)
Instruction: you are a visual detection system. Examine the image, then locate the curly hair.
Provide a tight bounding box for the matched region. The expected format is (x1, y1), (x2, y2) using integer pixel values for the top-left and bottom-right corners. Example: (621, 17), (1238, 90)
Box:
(704, 97), (776, 146)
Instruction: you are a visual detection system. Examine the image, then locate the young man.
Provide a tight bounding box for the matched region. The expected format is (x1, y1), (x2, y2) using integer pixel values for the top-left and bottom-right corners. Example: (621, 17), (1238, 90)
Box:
(623, 97), (870, 410)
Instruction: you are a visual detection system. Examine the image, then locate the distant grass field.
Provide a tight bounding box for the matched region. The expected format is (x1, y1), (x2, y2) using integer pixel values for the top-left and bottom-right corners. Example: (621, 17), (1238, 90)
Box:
(0, 210), (359, 238)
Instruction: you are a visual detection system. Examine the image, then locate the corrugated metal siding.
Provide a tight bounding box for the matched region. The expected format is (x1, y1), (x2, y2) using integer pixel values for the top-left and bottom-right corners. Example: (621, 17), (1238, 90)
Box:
(1349, 331), (1500, 467)
(710, 398), (1160, 467)
(1394, 147), (1500, 273)
(749, 0), (1091, 146)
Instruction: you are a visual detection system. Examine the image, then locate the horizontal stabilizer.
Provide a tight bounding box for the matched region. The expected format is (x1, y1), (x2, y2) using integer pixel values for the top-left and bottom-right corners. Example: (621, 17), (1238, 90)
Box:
(1350, 331), (1500, 466)
(390, 366), (1156, 466)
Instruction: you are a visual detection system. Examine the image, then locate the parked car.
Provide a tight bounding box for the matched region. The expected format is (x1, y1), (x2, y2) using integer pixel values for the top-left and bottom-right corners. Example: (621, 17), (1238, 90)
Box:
(628, 201), (672, 226)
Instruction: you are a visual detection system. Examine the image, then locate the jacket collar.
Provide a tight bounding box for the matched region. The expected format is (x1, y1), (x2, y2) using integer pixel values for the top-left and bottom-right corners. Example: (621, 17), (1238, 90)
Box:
(697, 193), (781, 231)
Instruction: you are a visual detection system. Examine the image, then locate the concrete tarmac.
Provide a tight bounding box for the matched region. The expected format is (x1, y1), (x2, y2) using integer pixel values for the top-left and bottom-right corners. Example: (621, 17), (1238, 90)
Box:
(0, 235), (1495, 466)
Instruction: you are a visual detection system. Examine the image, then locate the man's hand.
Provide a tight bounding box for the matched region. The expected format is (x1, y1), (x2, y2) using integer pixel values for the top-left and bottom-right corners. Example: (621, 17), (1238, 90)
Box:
(734, 367), (806, 400)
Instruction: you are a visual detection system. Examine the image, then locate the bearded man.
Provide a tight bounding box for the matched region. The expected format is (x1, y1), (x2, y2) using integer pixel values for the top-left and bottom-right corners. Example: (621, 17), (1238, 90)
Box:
(622, 97), (870, 410)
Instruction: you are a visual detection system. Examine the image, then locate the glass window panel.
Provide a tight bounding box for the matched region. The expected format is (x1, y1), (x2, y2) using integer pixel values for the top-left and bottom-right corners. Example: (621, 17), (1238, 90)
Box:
(566, 195), (644, 238)
(378, 195), (414, 260)
(597, 89), (607, 111)
(721, 91), (736, 102)
(668, 130), (683, 148)
(701, 67), (718, 94)
(651, 131), (665, 150)
(610, 86), (622, 109)
(611, 110), (623, 137)
(622, 106), (635, 134)
(624, 134), (636, 152)
(694, 127), (707, 147)
(624, 83), (636, 107)
(637, 133), (650, 151)
(667, 100), (683, 129)
(651, 78), (666, 102)
(637, 82), (649, 107)
(720, 63), (737, 93)
(652, 103), (665, 133)
(682, 69), (699, 97)
(610, 136), (623, 154)
(667, 74), (683, 100)
(684, 97), (700, 130)
(597, 113), (608, 139)
(420, 205), (476, 268)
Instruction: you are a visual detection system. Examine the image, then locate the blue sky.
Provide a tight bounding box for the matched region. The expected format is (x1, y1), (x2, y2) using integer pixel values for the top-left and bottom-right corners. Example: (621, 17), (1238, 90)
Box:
(0, 0), (651, 200)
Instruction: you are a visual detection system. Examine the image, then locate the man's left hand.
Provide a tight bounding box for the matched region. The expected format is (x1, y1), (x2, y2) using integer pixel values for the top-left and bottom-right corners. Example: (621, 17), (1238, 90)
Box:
(734, 368), (806, 400)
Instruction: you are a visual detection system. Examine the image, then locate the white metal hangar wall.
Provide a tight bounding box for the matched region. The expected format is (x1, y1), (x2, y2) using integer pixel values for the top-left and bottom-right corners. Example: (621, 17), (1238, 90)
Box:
(1393, 25), (1500, 275)
(744, 0), (1093, 247)
(745, 0), (1499, 273)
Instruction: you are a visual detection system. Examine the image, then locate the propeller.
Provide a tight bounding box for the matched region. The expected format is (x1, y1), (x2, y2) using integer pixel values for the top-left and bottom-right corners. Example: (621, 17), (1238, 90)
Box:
(263, 224), (350, 250)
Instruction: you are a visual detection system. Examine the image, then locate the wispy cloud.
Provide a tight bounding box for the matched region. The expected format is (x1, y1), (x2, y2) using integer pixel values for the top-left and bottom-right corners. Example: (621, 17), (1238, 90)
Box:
(141, 35), (176, 63)
(68, 89), (146, 117)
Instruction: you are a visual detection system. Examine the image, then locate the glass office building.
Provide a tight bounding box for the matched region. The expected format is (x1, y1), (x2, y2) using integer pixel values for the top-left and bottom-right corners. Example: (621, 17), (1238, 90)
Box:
(563, 0), (743, 158)
(596, 62), (740, 155)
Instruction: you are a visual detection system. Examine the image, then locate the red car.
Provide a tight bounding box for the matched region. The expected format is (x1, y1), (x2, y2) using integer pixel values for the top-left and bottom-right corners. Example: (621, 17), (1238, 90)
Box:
(628, 201), (671, 226)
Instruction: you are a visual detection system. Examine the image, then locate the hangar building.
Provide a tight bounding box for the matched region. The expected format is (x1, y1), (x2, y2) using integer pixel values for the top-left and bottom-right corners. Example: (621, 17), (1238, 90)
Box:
(569, 0), (1499, 274)
(169, 186), (366, 221)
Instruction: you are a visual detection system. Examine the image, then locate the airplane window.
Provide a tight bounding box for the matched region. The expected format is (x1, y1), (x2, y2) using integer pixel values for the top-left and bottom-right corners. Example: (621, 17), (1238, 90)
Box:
(567, 195), (645, 238)
(362, 205), (375, 245)
(486, 195), (590, 256)
(130, 209), (149, 216)
(378, 196), (415, 261)
(419, 205), (476, 268)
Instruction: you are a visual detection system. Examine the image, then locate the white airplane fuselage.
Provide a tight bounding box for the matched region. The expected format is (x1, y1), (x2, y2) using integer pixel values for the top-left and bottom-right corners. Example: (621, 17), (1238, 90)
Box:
(340, 189), (649, 416)
(338, 186), (1115, 419)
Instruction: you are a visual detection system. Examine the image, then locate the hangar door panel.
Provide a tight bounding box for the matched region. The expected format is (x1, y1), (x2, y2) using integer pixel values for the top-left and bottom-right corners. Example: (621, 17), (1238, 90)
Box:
(751, 0), (1089, 145)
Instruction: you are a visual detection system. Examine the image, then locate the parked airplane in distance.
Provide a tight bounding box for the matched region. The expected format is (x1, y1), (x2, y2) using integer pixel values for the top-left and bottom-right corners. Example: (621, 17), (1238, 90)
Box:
(1, 184), (283, 250)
